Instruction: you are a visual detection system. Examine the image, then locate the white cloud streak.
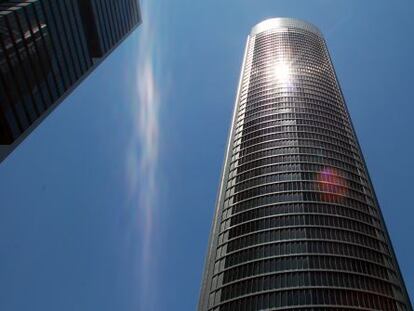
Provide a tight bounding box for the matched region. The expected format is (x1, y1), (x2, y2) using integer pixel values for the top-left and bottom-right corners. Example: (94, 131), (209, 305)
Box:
(126, 0), (163, 309)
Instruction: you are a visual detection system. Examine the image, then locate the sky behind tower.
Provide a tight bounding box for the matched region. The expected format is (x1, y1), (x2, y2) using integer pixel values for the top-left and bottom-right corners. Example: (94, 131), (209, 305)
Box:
(0, 1), (413, 310)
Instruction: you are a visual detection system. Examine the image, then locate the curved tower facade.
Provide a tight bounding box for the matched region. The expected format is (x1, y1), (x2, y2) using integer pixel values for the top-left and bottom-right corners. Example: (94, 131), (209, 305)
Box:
(198, 18), (412, 311)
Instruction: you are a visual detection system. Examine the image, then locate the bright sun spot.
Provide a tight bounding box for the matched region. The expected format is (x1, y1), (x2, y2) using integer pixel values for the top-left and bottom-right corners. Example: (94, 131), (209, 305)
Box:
(274, 62), (291, 83)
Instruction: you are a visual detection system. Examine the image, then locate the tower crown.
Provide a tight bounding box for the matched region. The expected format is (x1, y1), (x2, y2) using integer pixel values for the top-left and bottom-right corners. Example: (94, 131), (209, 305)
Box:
(251, 17), (322, 36)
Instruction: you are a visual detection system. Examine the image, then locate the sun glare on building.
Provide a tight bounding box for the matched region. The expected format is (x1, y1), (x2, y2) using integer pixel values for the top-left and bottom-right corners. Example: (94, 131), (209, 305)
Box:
(273, 62), (291, 83)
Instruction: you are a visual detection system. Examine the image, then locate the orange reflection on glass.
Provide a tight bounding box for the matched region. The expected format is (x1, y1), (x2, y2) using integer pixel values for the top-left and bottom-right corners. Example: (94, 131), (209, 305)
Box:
(315, 167), (348, 202)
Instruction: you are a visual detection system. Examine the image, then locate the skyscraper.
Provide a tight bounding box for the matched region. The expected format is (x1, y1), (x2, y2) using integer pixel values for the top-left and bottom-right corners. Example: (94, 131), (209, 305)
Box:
(0, 0), (141, 161)
(199, 18), (412, 311)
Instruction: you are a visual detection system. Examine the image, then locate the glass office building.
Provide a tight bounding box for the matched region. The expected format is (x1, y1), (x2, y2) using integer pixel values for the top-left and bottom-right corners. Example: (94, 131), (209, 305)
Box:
(198, 18), (412, 311)
(0, 0), (141, 161)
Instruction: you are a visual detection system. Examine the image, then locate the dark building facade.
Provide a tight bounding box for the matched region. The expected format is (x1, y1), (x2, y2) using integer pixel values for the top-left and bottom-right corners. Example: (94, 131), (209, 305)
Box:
(199, 18), (412, 311)
(0, 0), (141, 160)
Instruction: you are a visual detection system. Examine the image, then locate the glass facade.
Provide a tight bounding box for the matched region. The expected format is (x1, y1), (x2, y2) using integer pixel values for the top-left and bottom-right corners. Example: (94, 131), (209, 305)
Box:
(198, 18), (412, 311)
(0, 0), (141, 156)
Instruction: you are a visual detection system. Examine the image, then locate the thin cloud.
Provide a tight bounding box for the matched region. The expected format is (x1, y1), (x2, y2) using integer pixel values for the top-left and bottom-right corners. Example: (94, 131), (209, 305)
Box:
(125, 0), (164, 309)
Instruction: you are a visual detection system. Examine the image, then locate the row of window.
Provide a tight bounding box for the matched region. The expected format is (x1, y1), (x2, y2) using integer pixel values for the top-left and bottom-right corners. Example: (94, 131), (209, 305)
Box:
(238, 108), (350, 137)
(243, 88), (341, 114)
(224, 192), (375, 219)
(247, 66), (337, 89)
(252, 34), (327, 65)
(244, 83), (340, 107)
(228, 182), (368, 210)
(216, 240), (387, 269)
(229, 147), (365, 180)
(238, 125), (354, 150)
(253, 36), (325, 54)
(251, 40), (326, 61)
(249, 54), (329, 73)
(247, 72), (336, 97)
(254, 29), (323, 48)
(230, 161), (367, 189)
(248, 70), (337, 93)
(240, 71), (340, 103)
(222, 227), (384, 257)
(238, 101), (347, 120)
(226, 189), (373, 215)
(230, 170), (367, 195)
(238, 85), (347, 106)
(237, 104), (349, 135)
(246, 81), (341, 107)
(237, 112), (352, 139)
(210, 288), (401, 311)
(216, 255), (394, 286)
(243, 92), (339, 113)
(225, 214), (378, 240)
(236, 128), (355, 153)
(249, 54), (329, 70)
(220, 203), (380, 230)
(247, 75), (338, 100)
(218, 270), (396, 302)
(252, 48), (328, 70)
(232, 147), (362, 174)
(241, 102), (346, 124)
(247, 74), (337, 99)
(250, 51), (328, 71)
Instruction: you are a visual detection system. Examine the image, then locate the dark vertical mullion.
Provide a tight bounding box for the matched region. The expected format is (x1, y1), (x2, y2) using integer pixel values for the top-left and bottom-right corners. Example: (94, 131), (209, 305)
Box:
(12, 7), (45, 113)
(32, 0), (65, 96)
(106, 0), (120, 42)
(115, 0), (125, 39)
(106, 0), (119, 45)
(119, 0), (131, 32)
(123, 0), (135, 32)
(127, 0), (138, 28)
(101, 0), (115, 48)
(0, 103), (14, 143)
(131, 0), (140, 27)
(40, 0), (72, 89)
(13, 6), (48, 112)
(130, 0), (140, 25)
(136, 0), (142, 23)
(24, 2), (60, 102)
(55, 1), (82, 80)
(0, 59), (23, 133)
(123, 0), (135, 27)
(116, 0), (128, 36)
(125, 0), (136, 26)
(61, 0), (86, 74)
(0, 76), (18, 142)
(0, 20), (31, 129)
(3, 11), (38, 121)
(69, 0), (92, 68)
(45, 0), (76, 84)
(20, 4), (55, 106)
(112, 0), (124, 41)
(0, 7), (30, 133)
(92, 0), (109, 52)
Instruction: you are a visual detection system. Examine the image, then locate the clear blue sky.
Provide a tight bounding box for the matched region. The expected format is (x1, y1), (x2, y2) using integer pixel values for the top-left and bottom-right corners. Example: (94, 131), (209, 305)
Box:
(0, 1), (413, 310)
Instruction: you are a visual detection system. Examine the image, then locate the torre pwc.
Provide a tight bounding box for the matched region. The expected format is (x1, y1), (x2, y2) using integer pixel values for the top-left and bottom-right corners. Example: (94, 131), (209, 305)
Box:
(198, 18), (412, 311)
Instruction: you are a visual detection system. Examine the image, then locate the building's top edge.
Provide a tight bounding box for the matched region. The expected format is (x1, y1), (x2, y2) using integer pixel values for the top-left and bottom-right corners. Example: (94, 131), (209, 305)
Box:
(250, 18), (322, 37)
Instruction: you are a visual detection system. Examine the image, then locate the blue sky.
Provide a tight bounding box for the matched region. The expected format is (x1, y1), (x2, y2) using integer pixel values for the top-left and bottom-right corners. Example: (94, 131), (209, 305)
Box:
(0, 0), (413, 310)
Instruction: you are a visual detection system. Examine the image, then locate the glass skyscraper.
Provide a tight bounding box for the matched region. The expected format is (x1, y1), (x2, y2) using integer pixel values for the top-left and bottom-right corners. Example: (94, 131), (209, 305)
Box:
(0, 0), (141, 161)
(199, 18), (412, 311)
